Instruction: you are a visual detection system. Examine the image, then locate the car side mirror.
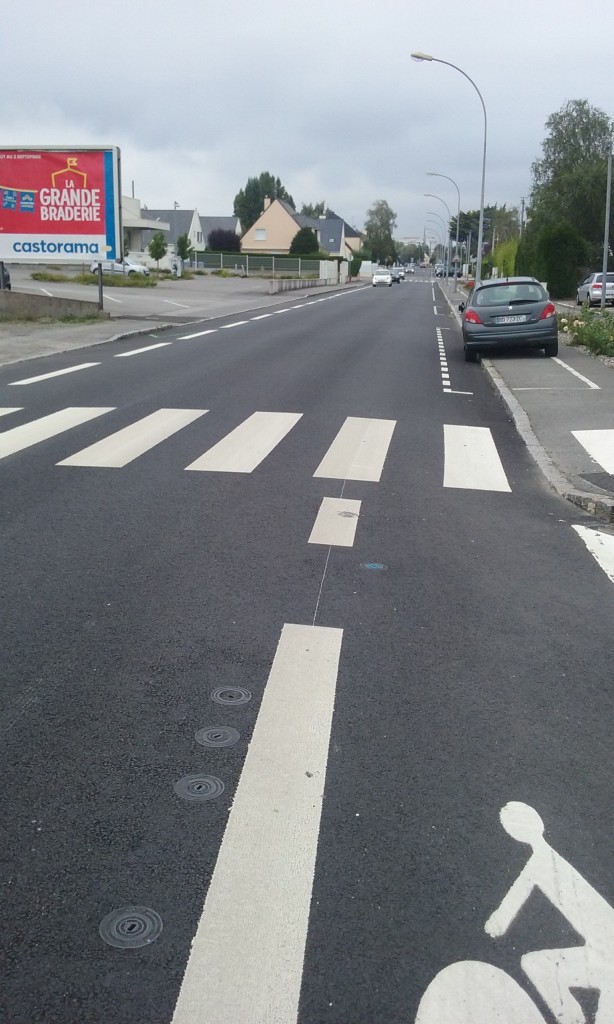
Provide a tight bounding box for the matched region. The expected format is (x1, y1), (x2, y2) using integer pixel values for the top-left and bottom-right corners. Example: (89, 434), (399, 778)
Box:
(458, 302), (465, 312)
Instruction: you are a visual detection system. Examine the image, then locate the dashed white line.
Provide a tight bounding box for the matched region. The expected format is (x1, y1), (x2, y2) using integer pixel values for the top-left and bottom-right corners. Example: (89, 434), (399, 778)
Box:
(114, 342), (172, 358)
(220, 320), (249, 329)
(162, 299), (192, 309)
(8, 363), (100, 386)
(178, 328), (218, 340)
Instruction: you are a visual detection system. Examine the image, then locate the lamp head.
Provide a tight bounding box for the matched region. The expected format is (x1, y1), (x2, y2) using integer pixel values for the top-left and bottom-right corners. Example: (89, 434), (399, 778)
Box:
(411, 51), (434, 62)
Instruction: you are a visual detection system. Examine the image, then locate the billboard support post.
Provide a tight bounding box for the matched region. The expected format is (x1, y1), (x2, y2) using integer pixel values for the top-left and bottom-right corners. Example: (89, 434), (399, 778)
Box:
(97, 263), (104, 311)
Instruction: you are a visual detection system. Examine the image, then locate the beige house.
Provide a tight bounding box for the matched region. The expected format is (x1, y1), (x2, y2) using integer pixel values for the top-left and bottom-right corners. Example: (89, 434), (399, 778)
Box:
(241, 198), (362, 259)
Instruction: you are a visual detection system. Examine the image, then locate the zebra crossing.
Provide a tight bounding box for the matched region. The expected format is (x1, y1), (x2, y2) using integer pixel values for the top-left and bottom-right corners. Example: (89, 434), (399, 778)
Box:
(1, 403), (594, 493)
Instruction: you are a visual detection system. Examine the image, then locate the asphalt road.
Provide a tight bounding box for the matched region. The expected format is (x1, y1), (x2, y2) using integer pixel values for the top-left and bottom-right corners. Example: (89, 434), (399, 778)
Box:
(1, 274), (613, 1024)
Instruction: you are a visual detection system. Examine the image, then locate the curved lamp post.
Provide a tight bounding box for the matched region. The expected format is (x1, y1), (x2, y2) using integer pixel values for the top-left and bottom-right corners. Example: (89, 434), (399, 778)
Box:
(426, 216), (446, 263)
(425, 193), (452, 283)
(427, 171), (461, 279)
(412, 52), (487, 283)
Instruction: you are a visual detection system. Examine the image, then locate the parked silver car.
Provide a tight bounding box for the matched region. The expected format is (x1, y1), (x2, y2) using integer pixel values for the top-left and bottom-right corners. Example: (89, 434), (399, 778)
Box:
(90, 258), (150, 276)
(576, 272), (614, 307)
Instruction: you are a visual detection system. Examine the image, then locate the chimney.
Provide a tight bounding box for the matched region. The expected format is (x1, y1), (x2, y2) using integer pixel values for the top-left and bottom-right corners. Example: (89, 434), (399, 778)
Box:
(263, 195), (271, 211)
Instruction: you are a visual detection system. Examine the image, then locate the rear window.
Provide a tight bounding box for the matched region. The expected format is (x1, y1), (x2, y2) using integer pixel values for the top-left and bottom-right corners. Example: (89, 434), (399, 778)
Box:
(474, 283), (546, 306)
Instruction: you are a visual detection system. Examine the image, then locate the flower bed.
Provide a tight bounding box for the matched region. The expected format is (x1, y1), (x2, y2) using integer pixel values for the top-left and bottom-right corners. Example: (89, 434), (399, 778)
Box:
(558, 308), (614, 358)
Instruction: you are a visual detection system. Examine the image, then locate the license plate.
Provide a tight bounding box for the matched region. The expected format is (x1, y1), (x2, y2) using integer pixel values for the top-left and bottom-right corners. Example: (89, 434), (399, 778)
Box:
(495, 314), (527, 324)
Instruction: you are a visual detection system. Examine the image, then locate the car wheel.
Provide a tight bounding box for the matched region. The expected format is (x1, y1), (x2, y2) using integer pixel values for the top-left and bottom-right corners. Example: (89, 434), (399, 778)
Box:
(463, 342), (478, 363)
(576, 293), (582, 306)
(544, 340), (558, 357)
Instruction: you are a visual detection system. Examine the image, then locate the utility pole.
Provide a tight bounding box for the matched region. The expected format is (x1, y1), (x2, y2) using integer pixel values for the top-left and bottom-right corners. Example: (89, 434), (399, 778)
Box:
(600, 139), (612, 310)
(519, 197), (526, 238)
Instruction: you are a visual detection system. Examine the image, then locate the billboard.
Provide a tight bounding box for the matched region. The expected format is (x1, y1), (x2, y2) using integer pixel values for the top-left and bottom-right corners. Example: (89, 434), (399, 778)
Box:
(0, 146), (121, 262)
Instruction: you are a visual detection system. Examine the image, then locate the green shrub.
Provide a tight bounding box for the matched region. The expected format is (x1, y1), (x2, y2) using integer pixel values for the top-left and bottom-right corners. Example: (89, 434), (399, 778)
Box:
(560, 307), (614, 356)
(75, 273), (157, 287)
(350, 257), (362, 278)
(536, 220), (588, 298)
(31, 271), (71, 282)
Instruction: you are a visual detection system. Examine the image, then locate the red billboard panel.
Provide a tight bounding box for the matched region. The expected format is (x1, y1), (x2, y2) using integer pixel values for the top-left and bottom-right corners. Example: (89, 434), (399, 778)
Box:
(0, 147), (121, 262)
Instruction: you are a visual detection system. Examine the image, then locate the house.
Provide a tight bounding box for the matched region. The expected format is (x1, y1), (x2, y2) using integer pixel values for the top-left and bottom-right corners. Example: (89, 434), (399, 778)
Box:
(142, 208), (204, 253)
(200, 216), (241, 248)
(240, 198), (361, 259)
(122, 197), (170, 254)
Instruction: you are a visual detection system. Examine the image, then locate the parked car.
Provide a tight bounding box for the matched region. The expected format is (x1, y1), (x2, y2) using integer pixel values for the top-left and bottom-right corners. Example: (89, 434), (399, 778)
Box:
(0, 264), (11, 290)
(390, 266), (405, 283)
(459, 277), (558, 362)
(89, 259), (150, 276)
(576, 272), (614, 307)
(372, 267), (392, 287)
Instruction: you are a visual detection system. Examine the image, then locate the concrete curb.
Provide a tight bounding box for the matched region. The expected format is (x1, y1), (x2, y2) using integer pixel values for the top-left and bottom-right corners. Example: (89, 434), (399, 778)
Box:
(437, 282), (614, 524)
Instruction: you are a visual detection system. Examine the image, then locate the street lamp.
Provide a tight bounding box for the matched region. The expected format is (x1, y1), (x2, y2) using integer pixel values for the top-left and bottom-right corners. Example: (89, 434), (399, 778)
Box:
(426, 217), (446, 263)
(412, 51), (487, 284)
(425, 193), (452, 283)
(601, 136), (613, 310)
(427, 171), (461, 280)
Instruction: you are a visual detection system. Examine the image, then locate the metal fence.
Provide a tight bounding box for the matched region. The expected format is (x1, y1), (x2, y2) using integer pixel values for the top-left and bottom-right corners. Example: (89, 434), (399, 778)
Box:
(192, 252), (326, 278)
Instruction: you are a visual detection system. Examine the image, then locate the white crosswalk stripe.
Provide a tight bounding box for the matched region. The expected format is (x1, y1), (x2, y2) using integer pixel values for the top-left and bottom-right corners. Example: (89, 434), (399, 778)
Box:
(443, 424), (511, 492)
(58, 409), (208, 468)
(572, 429), (614, 474)
(572, 525), (614, 584)
(314, 416), (396, 482)
(308, 497), (362, 546)
(0, 408), (114, 461)
(185, 411), (302, 473)
(0, 408), (22, 419)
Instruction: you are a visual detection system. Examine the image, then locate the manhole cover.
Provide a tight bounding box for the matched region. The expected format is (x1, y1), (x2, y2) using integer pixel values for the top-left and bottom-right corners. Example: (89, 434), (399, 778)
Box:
(99, 907), (163, 949)
(174, 774), (225, 801)
(195, 726), (241, 748)
(360, 562), (388, 571)
(211, 686), (252, 706)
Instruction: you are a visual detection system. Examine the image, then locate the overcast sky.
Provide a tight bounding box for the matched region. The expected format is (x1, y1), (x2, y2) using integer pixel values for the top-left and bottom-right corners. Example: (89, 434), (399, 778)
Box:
(2, 0), (612, 243)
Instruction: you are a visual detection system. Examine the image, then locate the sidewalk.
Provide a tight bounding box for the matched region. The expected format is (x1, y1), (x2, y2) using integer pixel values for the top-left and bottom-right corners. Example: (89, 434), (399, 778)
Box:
(439, 279), (614, 523)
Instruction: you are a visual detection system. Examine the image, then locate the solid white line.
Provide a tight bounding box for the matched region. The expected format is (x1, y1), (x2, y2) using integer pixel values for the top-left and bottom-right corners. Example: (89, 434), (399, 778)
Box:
(0, 408), (22, 418)
(103, 293), (122, 304)
(171, 622), (343, 1024)
(58, 409), (207, 468)
(0, 408), (114, 460)
(114, 342), (171, 358)
(177, 328), (218, 340)
(314, 416), (396, 482)
(446, 390), (474, 395)
(40, 288), (53, 297)
(8, 363), (100, 386)
(443, 424), (511, 491)
(220, 320), (249, 329)
(162, 299), (191, 309)
(572, 429), (614, 473)
(552, 357), (600, 389)
(185, 411), (302, 472)
(308, 496), (362, 546)
(572, 525), (614, 583)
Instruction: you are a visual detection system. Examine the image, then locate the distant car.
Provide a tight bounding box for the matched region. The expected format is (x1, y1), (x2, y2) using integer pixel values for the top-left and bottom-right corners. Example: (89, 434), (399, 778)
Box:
(576, 272), (614, 307)
(372, 267), (392, 287)
(0, 264), (10, 290)
(407, 265), (415, 275)
(459, 276), (558, 362)
(90, 259), (150, 276)
(435, 264), (447, 278)
(390, 266), (405, 283)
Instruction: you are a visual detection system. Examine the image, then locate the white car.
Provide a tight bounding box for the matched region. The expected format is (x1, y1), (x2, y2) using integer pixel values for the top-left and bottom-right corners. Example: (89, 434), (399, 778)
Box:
(372, 267), (392, 287)
(90, 259), (150, 276)
(576, 272), (614, 307)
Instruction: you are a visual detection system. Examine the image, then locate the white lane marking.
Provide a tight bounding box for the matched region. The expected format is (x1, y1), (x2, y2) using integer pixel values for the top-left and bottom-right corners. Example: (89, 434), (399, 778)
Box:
(443, 424), (511, 491)
(8, 363), (100, 386)
(162, 299), (191, 309)
(433, 305), (438, 315)
(0, 408), (22, 418)
(177, 328), (218, 340)
(185, 411), (302, 473)
(220, 320), (249, 329)
(314, 417), (396, 482)
(58, 409), (207, 468)
(171, 622), (343, 1024)
(446, 390), (473, 395)
(102, 293), (122, 304)
(40, 287), (53, 297)
(114, 342), (172, 358)
(308, 497), (362, 547)
(0, 408), (114, 460)
(250, 313), (273, 320)
(572, 429), (614, 473)
(553, 357), (600, 389)
(572, 525), (614, 583)
(273, 308), (291, 314)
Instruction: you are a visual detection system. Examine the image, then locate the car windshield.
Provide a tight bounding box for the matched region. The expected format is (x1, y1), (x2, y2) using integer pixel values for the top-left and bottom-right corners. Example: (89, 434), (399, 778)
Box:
(474, 283), (545, 307)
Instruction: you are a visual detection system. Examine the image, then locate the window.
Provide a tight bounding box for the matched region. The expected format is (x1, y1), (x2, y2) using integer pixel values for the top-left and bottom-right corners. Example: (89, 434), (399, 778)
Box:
(196, 232), (202, 243)
(255, 228), (266, 241)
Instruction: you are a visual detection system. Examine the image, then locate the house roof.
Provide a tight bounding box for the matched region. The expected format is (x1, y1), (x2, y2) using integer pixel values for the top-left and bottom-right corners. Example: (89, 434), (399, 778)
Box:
(143, 209), (196, 243)
(276, 201), (345, 254)
(201, 216), (240, 243)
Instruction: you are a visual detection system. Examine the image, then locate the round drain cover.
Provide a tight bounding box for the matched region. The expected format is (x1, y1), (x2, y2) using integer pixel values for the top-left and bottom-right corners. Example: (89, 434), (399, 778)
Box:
(174, 774), (225, 801)
(195, 726), (241, 748)
(361, 562), (388, 571)
(99, 906), (163, 949)
(211, 686), (252, 706)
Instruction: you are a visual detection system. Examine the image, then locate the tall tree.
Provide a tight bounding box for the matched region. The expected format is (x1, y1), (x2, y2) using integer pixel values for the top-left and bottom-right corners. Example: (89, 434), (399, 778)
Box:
(148, 231), (167, 271)
(363, 200), (397, 263)
(208, 228), (241, 252)
(289, 227), (319, 255)
(233, 172), (295, 233)
(300, 201), (326, 218)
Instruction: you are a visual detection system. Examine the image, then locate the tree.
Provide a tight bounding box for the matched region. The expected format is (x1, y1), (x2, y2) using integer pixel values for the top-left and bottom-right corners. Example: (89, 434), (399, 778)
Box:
(208, 228), (241, 252)
(535, 220), (588, 298)
(530, 99), (614, 261)
(300, 201), (326, 218)
(176, 233), (194, 262)
(363, 200), (397, 263)
(233, 172), (295, 232)
(148, 231), (167, 271)
(289, 227), (319, 256)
